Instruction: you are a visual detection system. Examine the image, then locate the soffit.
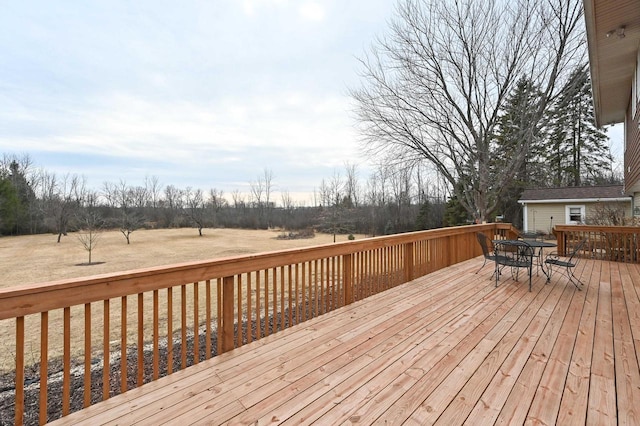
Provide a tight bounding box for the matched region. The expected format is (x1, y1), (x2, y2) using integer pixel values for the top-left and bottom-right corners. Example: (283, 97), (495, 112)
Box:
(584, 0), (640, 126)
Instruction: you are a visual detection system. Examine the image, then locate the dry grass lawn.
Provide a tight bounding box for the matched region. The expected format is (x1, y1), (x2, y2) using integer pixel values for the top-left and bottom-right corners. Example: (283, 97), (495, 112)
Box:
(0, 227), (360, 288)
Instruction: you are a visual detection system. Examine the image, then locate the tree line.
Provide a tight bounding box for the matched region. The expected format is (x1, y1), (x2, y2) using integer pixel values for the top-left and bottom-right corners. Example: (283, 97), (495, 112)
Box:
(0, 155), (451, 242)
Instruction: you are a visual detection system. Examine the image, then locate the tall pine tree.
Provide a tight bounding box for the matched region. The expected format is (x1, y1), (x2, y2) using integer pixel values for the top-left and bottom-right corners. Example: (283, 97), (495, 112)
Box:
(492, 78), (545, 227)
(545, 66), (611, 186)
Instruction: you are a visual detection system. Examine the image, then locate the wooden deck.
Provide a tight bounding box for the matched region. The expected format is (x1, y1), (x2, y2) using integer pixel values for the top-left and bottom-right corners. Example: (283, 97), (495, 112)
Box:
(50, 256), (640, 425)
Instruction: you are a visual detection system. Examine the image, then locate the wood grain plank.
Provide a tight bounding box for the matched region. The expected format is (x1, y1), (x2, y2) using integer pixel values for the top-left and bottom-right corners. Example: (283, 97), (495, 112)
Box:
(555, 258), (599, 424)
(494, 260), (594, 425)
(610, 263), (640, 424)
(228, 264), (493, 424)
(284, 274), (517, 425)
(523, 260), (595, 425)
(436, 278), (572, 425)
(587, 266), (616, 425)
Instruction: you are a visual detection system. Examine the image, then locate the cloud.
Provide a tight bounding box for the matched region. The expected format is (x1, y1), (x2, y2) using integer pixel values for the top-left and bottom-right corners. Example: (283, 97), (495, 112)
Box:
(298, 2), (325, 22)
(0, 89), (362, 173)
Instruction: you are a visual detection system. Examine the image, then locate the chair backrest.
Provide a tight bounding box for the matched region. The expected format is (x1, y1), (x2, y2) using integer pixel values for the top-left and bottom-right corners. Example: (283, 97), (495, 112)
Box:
(567, 238), (588, 262)
(495, 240), (535, 265)
(476, 233), (493, 258)
(519, 231), (538, 241)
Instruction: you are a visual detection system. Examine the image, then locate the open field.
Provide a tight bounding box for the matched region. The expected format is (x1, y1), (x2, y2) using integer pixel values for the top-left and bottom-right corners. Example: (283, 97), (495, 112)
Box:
(0, 228), (362, 288)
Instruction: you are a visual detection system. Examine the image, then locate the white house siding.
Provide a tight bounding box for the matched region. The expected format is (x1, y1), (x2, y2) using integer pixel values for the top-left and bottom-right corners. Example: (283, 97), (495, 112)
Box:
(523, 201), (632, 232)
(523, 204), (565, 233)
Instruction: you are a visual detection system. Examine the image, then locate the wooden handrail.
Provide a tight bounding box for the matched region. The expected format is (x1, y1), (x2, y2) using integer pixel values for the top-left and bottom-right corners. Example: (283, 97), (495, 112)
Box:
(0, 223), (516, 424)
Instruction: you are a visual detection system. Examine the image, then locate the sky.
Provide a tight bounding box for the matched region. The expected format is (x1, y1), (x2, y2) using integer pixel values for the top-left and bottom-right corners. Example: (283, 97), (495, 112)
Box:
(0, 1), (625, 205)
(0, 0), (397, 204)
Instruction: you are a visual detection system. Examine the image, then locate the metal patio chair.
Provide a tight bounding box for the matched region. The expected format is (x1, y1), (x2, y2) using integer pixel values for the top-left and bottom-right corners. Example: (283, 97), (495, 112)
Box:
(476, 232), (497, 275)
(493, 240), (535, 291)
(544, 238), (588, 289)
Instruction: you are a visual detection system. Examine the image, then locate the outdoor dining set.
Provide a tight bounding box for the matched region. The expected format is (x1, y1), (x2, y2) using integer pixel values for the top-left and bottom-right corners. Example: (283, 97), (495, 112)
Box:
(476, 232), (587, 291)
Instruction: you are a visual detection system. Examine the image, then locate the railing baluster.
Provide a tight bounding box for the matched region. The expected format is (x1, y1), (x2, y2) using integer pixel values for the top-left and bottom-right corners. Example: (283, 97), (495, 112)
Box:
(16, 316), (24, 426)
(39, 312), (48, 425)
(121, 296), (127, 393)
(180, 285), (187, 369)
(280, 266), (285, 330)
(322, 258), (328, 314)
(221, 276), (234, 353)
(167, 287), (173, 374)
(301, 262), (307, 322)
(137, 293), (143, 386)
(103, 299), (110, 401)
(216, 279), (222, 355)
(153, 290), (159, 379)
(263, 270), (269, 338)
(84, 303), (91, 407)
(247, 273), (253, 343)
(332, 256), (337, 309)
(255, 271), (261, 340)
(272, 268), (277, 333)
(236, 275), (242, 347)
(205, 280), (211, 359)
(63, 307), (70, 416)
(288, 265), (293, 327)
(193, 282), (199, 364)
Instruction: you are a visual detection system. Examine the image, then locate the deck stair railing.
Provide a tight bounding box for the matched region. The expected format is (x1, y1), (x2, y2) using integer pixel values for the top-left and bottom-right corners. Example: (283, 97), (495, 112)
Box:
(0, 223), (517, 425)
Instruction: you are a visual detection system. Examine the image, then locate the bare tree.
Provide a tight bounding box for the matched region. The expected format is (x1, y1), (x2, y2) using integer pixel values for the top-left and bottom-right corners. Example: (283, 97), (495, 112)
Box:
(43, 173), (85, 243)
(112, 180), (144, 244)
(76, 191), (103, 264)
(280, 189), (294, 231)
(352, 0), (585, 221)
(144, 175), (162, 209)
(162, 185), (183, 227)
(249, 168), (275, 228)
(184, 187), (206, 236)
(207, 188), (226, 227)
(231, 189), (245, 210)
(343, 162), (360, 208)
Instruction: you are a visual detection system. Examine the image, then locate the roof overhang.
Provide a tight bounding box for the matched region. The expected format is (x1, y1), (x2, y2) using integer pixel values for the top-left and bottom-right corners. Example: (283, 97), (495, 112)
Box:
(583, 0), (640, 126)
(518, 197), (631, 204)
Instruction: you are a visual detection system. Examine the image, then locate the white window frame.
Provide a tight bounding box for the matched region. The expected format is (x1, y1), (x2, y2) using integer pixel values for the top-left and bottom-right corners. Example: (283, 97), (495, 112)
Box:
(565, 205), (585, 224)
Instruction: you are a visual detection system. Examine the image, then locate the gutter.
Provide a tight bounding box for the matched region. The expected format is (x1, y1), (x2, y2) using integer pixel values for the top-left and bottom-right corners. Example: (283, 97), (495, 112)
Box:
(518, 197), (631, 204)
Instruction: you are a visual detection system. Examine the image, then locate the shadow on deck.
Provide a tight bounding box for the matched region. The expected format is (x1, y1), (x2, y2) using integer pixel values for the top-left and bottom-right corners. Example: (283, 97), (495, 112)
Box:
(51, 256), (640, 425)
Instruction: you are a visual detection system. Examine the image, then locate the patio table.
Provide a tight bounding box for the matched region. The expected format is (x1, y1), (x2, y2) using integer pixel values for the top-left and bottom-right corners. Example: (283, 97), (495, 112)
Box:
(494, 239), (556, 280)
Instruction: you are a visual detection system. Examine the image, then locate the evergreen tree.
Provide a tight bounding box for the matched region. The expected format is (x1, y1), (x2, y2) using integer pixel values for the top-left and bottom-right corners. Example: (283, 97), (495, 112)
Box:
(492, 78), (545, 227)
(0, 177), (20, 234)
(545, 66), (611, 186)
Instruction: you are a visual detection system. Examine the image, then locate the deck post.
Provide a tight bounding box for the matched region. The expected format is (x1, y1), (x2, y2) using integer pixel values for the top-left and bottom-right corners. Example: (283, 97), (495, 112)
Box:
(343, 254), (353, 305)
(221, 276), (235, 353)
(404, 242), (414, 283)
(555, 228), (565, 256)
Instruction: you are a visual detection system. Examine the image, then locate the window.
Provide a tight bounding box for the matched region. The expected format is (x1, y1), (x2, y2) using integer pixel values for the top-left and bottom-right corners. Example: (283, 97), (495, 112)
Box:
(565, 205), (585, 224)
(569, 207), (582, 222)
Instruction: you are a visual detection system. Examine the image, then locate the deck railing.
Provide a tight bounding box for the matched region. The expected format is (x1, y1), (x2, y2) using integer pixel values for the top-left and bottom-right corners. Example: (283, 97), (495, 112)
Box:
(554, 224), (640, 263)
(0, 223), (516, 425)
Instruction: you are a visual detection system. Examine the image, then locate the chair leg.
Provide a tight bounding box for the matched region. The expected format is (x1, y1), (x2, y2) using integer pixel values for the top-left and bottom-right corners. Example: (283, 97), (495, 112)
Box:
(566, 267), (584, 290)
(475, 258), (488, 274)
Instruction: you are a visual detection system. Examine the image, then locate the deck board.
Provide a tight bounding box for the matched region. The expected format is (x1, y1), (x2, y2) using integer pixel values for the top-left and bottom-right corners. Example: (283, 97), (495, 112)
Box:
(50, 257), (640, 425)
